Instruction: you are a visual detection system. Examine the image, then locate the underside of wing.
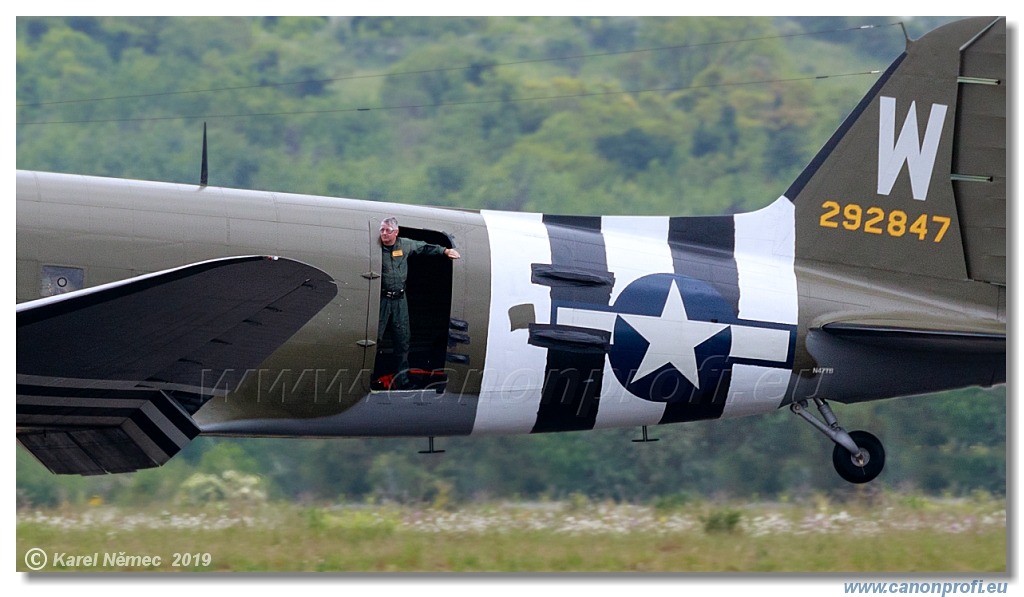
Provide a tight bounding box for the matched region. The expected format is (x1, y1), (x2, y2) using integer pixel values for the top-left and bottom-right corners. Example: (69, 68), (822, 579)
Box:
(17, 256), (337, 475)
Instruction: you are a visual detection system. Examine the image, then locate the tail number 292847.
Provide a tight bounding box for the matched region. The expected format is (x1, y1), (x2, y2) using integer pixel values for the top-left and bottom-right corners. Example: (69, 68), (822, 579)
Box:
(819, 200), (950, 242)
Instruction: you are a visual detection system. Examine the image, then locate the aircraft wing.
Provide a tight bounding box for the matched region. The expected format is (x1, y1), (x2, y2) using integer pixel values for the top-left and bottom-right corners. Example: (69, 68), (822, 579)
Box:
(17, 256), (337, 475)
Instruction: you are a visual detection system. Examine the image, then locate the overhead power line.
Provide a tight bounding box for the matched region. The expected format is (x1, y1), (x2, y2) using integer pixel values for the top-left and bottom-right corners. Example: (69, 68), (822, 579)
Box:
(16, 70), (881, 126)
(16, 22), (899, 109)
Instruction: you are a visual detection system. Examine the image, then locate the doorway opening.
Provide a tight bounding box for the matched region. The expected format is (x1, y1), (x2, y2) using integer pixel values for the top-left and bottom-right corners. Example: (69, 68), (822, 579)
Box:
(371, 227), (454, 392)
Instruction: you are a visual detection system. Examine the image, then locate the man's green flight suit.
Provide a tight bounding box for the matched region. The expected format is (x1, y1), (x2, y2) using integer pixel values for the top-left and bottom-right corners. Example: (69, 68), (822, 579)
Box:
(378, 237), (447, 388)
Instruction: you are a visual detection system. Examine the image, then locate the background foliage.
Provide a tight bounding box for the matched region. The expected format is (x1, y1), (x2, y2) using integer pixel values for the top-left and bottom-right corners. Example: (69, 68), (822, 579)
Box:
(16, 16), (1004, 506)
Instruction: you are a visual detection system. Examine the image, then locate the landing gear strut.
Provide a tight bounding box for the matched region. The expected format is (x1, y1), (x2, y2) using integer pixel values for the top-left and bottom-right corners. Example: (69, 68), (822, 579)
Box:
(791, 398), (885, 484)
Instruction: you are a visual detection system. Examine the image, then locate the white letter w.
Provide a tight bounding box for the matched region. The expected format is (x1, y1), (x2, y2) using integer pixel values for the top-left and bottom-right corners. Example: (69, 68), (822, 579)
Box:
(877, 96), (947, 201)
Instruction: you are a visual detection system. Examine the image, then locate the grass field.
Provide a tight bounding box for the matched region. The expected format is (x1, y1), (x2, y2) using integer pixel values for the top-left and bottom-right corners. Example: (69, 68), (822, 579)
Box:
(16, 493), (1006, 572)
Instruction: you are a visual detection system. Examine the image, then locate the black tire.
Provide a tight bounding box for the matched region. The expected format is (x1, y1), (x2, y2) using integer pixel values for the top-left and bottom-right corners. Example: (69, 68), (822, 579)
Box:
(832, 430), (885, 484)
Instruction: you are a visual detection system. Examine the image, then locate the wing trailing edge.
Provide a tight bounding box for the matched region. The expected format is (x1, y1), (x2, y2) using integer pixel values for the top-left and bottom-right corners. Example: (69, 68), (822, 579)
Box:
(17, 256), (337, 475)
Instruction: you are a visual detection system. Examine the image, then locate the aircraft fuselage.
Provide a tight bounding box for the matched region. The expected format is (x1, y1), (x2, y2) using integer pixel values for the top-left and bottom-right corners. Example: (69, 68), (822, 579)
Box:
(16, 170), (1004, 440)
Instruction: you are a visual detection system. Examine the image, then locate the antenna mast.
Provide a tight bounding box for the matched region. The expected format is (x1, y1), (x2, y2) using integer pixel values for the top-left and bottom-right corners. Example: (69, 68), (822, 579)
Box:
(199, 122), (208, 187)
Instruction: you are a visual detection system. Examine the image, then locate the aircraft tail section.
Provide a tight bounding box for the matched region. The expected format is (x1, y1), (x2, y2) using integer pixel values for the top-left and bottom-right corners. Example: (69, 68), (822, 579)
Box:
(787, 17), (1005, 285)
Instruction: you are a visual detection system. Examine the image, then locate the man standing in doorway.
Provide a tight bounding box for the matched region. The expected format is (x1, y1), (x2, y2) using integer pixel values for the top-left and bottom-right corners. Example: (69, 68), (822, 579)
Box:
(378, 216), (460, 389)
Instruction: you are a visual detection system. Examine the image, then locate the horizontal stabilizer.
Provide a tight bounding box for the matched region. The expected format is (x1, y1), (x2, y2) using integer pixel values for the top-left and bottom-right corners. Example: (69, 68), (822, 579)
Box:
(819, 322), (1005, 353)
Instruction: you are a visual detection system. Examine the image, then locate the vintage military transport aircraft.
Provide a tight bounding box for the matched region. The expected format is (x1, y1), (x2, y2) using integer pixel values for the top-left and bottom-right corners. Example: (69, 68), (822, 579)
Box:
(17, 17), (1006, 483)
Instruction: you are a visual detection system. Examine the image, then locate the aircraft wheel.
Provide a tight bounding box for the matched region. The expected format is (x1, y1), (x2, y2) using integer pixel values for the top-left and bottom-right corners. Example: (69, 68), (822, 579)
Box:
(832, 430), (885, 484)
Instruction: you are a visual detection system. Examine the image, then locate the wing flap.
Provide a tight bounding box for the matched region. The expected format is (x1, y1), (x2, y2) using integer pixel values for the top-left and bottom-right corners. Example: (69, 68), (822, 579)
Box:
(16, 389), (199, 475)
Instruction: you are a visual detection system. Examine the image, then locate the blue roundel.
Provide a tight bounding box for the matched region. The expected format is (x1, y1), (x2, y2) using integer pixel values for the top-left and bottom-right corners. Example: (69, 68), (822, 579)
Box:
(608, 273), (735, 403)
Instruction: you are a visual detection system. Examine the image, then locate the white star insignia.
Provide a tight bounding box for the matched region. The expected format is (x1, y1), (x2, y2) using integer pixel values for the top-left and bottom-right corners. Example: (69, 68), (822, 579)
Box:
(618, 279), (727, 388)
